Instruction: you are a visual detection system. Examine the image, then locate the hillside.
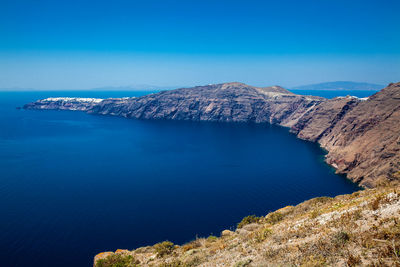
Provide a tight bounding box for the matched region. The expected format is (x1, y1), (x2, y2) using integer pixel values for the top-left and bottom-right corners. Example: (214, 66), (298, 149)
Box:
(292, 82), (400, 187)
(87, 82), (322, 125)
(94, 182), (400, 266)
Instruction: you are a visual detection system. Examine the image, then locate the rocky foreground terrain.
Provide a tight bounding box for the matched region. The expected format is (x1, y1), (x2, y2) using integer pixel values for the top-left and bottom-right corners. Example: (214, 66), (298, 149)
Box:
(24, 81), (400, 187)
(94, 182), (400, 266)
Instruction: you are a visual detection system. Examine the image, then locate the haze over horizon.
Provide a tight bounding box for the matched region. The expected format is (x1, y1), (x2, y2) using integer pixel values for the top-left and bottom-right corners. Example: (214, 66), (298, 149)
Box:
(1, 0), (399, 90)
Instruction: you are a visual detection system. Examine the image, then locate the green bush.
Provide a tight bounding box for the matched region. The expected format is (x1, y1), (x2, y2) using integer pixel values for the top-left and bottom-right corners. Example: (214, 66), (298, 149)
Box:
(207, 235), (218, 242)
(154, 241), (175, 257)
(332, 231), (350, 246)
(254, 227), (272, 243)
(237, 215), (260, 228)
(265, 212), (283, 225)
(95, 254), (139, 267)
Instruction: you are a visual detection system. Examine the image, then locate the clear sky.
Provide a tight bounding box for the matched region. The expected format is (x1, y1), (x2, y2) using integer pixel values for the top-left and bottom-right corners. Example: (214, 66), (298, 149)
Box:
(1, 0), (399, 90)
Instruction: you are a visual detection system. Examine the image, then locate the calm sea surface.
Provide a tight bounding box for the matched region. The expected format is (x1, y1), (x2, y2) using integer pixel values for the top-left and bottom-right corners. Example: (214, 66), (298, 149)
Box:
(0, 90), (372, 267)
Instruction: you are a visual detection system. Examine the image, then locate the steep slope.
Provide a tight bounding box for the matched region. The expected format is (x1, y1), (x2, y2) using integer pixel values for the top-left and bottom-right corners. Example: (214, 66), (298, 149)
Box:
(291, 96), (361, 142)
(290, 82), (400, 187)
(94, 183), (400, 267)
(89, 82), (322, 125)
(318, 83), (400, 187)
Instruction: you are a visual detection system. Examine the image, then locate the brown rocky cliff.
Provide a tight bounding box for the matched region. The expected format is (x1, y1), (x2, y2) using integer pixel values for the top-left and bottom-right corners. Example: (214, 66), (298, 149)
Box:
(23, 82), (400, 187)
(317, 83), (400, 187)
(291, 82), (400, 187)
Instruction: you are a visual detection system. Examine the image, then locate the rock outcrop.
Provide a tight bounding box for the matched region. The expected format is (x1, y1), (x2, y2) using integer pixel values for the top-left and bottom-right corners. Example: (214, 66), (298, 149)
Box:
(313, 83), (400, 187)
(24, 82), (400, 187)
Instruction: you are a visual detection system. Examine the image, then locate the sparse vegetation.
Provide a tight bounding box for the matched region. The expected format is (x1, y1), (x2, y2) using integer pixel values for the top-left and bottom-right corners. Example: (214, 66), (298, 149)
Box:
(370, 194), (383, 210)
(154, 241), (175, 257)
(237, 215), (260, 228)
(347, 253), (361, 266)
(253, 227), (272, 243)
(309, 209), (320, 219)
(94, 183), (400, 267)
(265, 211), (283, 224)
(95, 253), (139, 267)
(182, 239), (201, 252)
(233, 258), (252, 267)
(206, 235), (217, 242)
(332, 230), (350, 246)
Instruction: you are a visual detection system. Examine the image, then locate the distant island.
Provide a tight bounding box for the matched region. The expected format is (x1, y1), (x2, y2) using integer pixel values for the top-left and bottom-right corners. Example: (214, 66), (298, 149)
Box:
(291, 81), (384, 91)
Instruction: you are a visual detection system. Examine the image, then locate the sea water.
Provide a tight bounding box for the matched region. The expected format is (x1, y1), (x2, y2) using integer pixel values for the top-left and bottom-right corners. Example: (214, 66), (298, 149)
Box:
(0, 90), (370, 266)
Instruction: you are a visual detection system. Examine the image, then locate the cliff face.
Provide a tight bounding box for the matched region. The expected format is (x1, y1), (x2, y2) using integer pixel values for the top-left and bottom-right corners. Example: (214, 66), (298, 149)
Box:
(89, 82), (323, 125)
(24, 82), (400, 187)
(316, 83), (400, 187)
(290, 82), (400, 187)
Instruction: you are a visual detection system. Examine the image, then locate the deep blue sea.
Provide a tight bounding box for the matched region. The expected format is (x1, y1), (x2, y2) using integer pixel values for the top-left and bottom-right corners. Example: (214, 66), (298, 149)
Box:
(0, 90), (374, 267)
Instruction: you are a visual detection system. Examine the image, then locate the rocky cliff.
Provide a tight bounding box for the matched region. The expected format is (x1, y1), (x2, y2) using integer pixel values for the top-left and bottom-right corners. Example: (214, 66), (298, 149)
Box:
(24, 82), (400, 187)
(308, 83), (400, 187)
(88, 82), (323, 126)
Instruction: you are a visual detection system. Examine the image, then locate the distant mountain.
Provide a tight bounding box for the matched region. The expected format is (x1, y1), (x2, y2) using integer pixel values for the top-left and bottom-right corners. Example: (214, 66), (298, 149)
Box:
(291, 81), (384, 91)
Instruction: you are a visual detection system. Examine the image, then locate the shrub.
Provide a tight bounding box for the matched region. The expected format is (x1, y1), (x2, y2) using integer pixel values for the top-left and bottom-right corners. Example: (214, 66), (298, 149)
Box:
(158, 259), (183, 267)
(182, 239), (202, 252)
(332, 231), (350, 246)
(154, 241), (175, 257)
(234, 259), (252, 267)
(207, 235), (218, 242)
(310, 209), (321, 219)
(254, 227), (272, 243)
(95, 254), (139, 267)
(300, 255), (326, 266)
(370, 195), (383, 210)
(265, 212), (283, 225)
(347, 253), (361, 266)
(237, 215), (260, 228)
(351, 209), (363, 220)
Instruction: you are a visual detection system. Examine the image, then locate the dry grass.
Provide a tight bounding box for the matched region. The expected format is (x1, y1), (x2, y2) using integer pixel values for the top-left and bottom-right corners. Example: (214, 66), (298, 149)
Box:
(94, 183), (400, 267)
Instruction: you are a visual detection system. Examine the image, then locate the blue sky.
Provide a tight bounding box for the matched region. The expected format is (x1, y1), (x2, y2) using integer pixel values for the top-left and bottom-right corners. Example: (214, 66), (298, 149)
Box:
(0, 0), (399, 89)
